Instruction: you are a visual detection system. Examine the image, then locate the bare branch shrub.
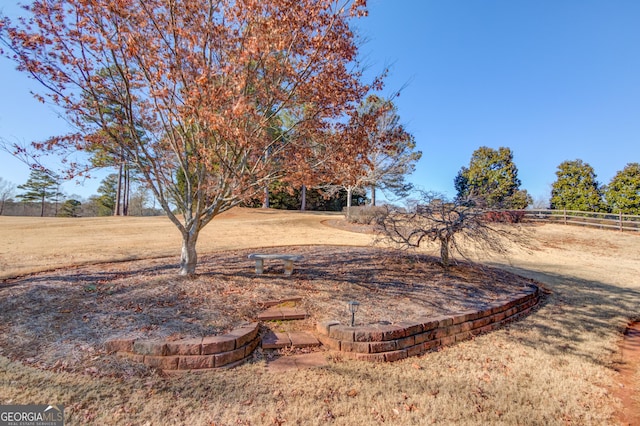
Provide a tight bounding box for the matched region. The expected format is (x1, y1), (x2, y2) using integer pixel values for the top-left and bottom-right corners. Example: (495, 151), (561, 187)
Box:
(346, 205), (388, 225)
(376, 191), (530, 270)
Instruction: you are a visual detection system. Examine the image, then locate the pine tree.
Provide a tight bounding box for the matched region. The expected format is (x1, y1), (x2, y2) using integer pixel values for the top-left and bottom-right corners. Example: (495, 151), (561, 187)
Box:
(359, 96), (421, 205)
(16, 170), (62, 217)
(95, 174), (118, 216)
(58, 199), (82, 217)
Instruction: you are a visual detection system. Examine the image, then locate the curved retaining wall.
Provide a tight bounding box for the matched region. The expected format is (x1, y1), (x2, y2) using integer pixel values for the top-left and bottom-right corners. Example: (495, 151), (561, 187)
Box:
(104, 322), (260, 371)
(104, 285), (540, 369)
(315, 285), (541, 362)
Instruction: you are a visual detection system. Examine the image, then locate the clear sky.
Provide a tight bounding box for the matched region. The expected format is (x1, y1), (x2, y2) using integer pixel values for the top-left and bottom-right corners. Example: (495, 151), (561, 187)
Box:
(1, 0), (640, 203)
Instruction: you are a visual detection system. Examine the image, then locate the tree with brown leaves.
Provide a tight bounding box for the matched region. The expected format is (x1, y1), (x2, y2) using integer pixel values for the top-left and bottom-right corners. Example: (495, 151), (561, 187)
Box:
(1, 0), (376, 275)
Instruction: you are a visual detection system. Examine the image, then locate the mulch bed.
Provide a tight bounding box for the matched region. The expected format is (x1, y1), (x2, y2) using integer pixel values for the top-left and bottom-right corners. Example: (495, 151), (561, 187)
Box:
(0, 245), (536, 378)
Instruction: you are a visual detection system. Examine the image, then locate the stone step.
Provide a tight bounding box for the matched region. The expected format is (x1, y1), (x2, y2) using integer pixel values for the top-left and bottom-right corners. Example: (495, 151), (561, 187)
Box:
(267, 352), (328, 372)
(256, 307), (308, 321)
(262, 331), (320, 349)
(260, 297), (303, 308)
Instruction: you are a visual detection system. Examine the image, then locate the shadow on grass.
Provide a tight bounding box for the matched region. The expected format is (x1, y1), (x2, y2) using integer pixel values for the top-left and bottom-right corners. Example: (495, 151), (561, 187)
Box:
(0, 247), (541, 363)
(0, 258), (179, 288)
(486, 262), (640, 368)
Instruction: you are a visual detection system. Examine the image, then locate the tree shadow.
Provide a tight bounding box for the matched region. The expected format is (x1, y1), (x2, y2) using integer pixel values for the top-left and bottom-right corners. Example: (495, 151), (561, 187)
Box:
(485, 262), (640, 367)
(2, 246), (591, 369)
(0, 259), (179, 290)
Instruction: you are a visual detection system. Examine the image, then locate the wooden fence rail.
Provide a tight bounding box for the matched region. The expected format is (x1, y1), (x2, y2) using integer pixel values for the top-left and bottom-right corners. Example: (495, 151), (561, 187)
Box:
(520, 209), (640, 232)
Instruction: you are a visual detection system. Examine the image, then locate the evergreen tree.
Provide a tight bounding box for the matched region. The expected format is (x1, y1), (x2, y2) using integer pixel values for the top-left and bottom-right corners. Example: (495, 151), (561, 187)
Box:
(550, 159), (603, 211)
(16, 170), (62, 217)
(455, 146), (531, 209)
(95, 174), (118, 216)
(84, 66), (144, 216)
(604, 163), (640, 214)
(247, 180), (365, 211)
(358, 96), (421, 205)
(58, 199), (82, 217)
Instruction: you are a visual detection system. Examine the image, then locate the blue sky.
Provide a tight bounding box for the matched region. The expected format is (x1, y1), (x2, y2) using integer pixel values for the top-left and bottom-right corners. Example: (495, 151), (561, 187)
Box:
(1, 0), (640, 203)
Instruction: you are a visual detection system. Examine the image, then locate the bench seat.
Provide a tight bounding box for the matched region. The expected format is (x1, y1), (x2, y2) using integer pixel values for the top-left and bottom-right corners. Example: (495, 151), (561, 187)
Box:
(248, 254), (304, 276)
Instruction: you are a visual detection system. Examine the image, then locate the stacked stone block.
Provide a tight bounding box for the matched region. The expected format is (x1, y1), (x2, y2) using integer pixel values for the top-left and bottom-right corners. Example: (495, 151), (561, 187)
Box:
(105, 322), (260, 371)
(316, 285), (540, 362)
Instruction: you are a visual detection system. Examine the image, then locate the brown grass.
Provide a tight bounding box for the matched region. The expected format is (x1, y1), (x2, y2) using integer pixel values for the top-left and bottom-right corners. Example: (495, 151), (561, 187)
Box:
(0, 208), (373, 279)
(0, 246), (534, 378)
(1, 208), (639, 425)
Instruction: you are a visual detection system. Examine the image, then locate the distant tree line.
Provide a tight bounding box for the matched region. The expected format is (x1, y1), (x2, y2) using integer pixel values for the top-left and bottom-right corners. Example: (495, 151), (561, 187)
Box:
(2, 149), (637, 218)
(0, 171), (163, 217)
(0, 170), (371, 217)
(1, 95), (421, 218)
(0, 169), (372, 217)
(245, 180), (367, 211)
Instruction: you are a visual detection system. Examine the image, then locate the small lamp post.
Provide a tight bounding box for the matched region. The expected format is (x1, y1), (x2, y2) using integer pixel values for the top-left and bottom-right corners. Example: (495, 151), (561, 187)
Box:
(347, 301), (360, 327)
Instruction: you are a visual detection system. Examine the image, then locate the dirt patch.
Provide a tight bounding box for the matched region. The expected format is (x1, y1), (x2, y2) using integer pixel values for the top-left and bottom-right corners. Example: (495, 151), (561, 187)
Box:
(0, 246), (535, 378)
(614, 322), (640, 425)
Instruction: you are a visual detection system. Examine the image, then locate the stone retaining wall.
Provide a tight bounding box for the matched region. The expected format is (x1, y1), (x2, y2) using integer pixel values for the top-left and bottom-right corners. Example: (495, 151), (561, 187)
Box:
(104, 322), (260, 371)
(315, 285), (541, 362)
(104, 285), (541, 370)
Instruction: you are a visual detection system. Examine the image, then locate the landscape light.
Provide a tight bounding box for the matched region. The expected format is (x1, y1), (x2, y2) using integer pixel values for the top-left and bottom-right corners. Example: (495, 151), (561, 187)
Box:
(347, 301), (360, 327)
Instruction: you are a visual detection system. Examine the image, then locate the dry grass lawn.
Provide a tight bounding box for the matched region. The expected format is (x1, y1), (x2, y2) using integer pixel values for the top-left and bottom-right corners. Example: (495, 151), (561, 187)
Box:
(0, 209), (372, 279)
(1, 208), (639, 425)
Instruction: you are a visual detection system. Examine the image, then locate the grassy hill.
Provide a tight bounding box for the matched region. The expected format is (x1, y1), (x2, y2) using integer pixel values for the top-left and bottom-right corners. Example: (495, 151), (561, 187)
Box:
(1, 208), (639, 424)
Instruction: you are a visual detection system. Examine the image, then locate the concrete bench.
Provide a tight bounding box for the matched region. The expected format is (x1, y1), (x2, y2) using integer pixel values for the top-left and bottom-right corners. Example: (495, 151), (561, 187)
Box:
(248, 254), (304, 276)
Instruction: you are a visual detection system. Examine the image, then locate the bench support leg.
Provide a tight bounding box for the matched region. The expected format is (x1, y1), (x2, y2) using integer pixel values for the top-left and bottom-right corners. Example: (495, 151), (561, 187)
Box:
(254, 259), (264, 274)
(283, 260), (294, 276)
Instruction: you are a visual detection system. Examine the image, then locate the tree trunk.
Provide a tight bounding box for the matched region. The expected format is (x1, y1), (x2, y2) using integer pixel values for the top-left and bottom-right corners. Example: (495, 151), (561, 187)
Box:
(346, 187), (353, 219)
(370, 185), (376, 206)
(439, 236), (450, 270)
(54, 185), (60, 216)
(115, 161), (123, 216)
(179, 230), (199, 276)
(123, 166), (129, 216)
(40, 192), (45, 217)
(300, 184), (307, 211)
(262, 147), (270, 209)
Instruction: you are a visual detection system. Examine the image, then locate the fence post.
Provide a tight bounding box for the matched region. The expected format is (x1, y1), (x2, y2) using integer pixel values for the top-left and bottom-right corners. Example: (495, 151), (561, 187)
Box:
(563, 209), (567, 225)
(619, 211), (623, 232)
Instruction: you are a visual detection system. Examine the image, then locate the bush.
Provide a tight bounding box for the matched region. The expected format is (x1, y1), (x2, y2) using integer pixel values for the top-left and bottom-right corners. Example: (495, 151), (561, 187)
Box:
(346, 206), (387, 225)
(482, 210), (526, 223)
